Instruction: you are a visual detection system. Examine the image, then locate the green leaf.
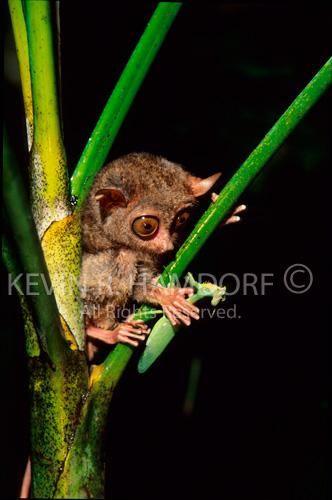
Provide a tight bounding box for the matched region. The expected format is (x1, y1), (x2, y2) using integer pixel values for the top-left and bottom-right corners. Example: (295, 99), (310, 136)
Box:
(137, 273), (226, 373)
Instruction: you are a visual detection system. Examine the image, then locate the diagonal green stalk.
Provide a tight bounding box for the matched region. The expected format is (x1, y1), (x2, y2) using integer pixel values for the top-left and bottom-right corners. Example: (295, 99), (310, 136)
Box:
(163, 56), (332, 281)
(70, 2), (183, 210)
(91, 56), (331, 391)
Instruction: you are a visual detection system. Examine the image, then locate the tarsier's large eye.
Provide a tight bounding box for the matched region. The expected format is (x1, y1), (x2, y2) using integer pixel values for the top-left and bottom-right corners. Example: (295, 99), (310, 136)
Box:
(132, 216), (159, 238)
(174, 211), (190, 230)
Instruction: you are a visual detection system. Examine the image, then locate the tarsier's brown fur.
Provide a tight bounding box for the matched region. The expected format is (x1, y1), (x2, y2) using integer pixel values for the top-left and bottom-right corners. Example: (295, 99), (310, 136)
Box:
(79, 152), (230, 356)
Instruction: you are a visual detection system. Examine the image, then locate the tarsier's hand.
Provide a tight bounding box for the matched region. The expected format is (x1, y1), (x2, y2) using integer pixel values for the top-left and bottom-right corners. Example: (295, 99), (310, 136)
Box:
(87, 317), (150, 347)
(211, 192), (246, 226)
(153, 285), (200, 326)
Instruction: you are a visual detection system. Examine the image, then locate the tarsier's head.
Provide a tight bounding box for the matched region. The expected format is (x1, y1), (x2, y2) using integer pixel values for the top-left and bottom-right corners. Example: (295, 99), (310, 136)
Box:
(83, 153), (220, 258)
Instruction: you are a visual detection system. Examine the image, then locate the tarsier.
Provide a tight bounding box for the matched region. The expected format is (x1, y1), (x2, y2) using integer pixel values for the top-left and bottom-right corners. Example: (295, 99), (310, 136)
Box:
(20, 153), (244, 497)
(80, 152), (245, 359)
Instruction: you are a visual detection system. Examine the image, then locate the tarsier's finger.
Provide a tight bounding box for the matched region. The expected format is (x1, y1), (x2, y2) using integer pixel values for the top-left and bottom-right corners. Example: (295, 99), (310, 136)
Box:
(163, 306), (182, 326)
(173, 300), (200, 320)
(180, 297), (199, 313)
(119, 330), (149, 341)
(165, 304), (191, 326)
(86, 325), (117, 344)
(174, 287), (195, 297)
(121, 324), (148, 336)
(125, 320), (150, 330)
(211, 192), (246, 222)
(118, 334), (139, 347)
(128, 327), (151, 336)
(223, 204), (247, 225)
(174, 311), (191, 326)
(233, 204), (246, 215)
(224, 215), (240, 225)
(125, 314), (149, 325)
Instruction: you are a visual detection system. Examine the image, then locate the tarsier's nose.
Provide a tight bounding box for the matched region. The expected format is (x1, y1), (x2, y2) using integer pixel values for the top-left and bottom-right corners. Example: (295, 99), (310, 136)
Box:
(160, 239), (174, 253)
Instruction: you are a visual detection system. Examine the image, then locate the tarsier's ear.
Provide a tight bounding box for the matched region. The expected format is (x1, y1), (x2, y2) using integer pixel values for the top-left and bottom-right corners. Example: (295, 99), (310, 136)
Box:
(190, 172), (221, 197)
(95, 188), (128, 210)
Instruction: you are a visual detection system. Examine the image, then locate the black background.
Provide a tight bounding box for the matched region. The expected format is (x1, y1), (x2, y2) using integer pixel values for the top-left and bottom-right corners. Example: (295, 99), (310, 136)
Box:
(3, 3), (330, 499)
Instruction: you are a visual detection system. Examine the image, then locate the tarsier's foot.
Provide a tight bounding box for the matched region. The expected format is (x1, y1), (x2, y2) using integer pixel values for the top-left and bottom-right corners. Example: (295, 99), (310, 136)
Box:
(87, 318), (150, 347)
(20, 456), (31, 498)
(153, 286), (200, 326)
(211, 192), (246, 226)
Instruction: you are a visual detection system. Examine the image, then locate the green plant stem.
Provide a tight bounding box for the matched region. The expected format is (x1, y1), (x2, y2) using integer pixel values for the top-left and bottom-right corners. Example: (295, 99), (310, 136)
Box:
(95, 56), (331, 388)
(2, 218), (21, 282)
(25, 0), (70, 237)
(8, 0), (33, 149)
(23, 0), (84, 350)
(2, 231), (40, 357)
(164, 56), (332, 281)
(3, 127), (89, 497)
(3, 126), (69, 366)
(70, 2), (183, 210)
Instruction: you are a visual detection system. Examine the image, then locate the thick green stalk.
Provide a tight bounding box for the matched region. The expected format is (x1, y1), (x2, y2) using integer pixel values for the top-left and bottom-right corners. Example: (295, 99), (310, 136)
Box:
(70, 2), (183, 210)
(24, 0), (84, 349)
(8, 0), (33, 149)
(3, 127), (89, 498)
(25, 0), (70, 237)
(3, 126), (68, 365)
(54, 350), (129, 497)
